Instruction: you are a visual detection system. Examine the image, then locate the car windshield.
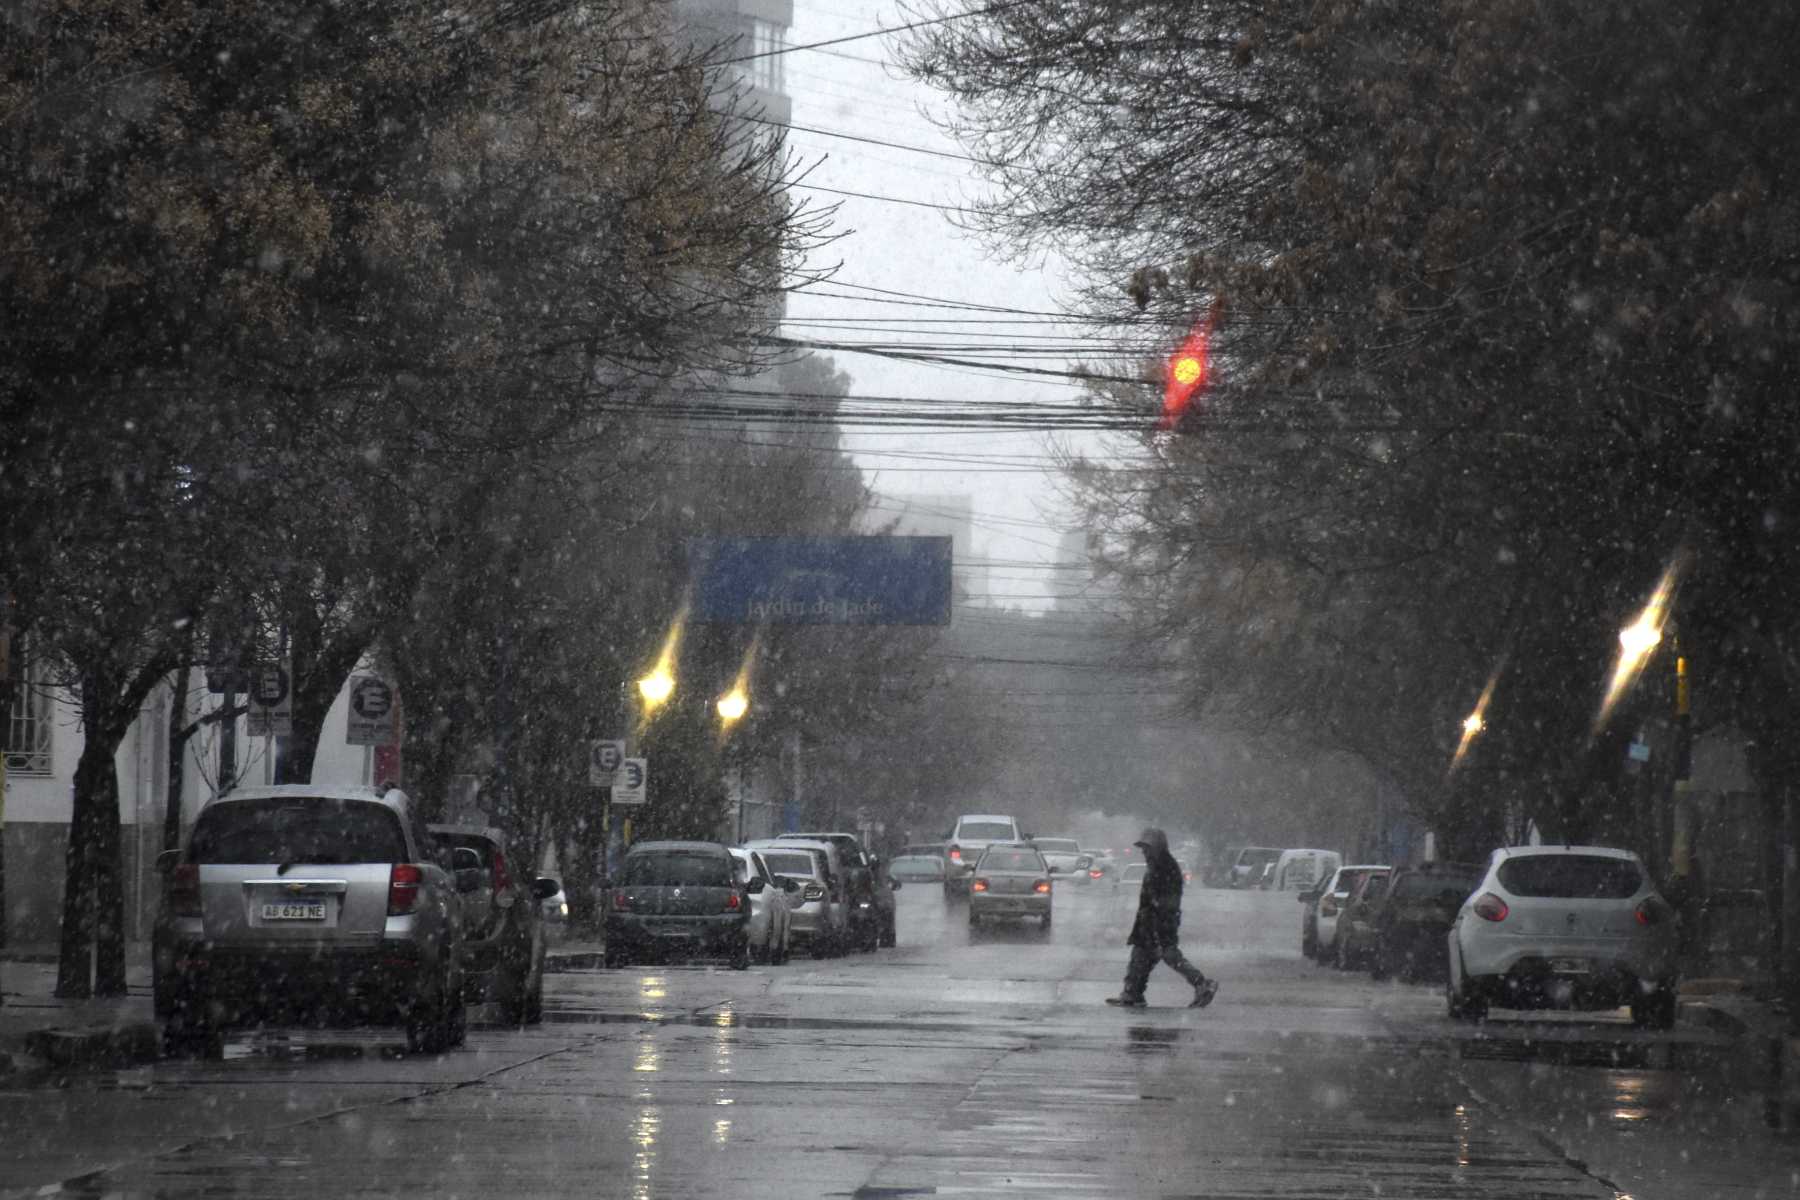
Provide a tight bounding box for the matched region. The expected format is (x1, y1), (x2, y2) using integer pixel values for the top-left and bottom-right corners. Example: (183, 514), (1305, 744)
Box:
(1034, 839), (1079, 853)
(978, 850), (1044, 872)
(188, 798), (405, 865)
(759, 851), (820, 879)
(957, 821), (1016, 841)
(1122, 864), (1148, 882)
(1498, 856), (1645, 900)
(621, 852), (732, 888)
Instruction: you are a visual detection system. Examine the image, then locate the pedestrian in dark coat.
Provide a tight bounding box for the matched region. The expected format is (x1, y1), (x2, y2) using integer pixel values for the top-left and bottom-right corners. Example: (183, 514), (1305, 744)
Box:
(1107, 827), (1218, 1008)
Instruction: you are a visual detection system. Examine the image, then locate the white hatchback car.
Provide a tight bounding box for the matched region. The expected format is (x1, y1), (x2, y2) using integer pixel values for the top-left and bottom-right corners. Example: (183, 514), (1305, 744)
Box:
(1446, 845), (1679, 1027)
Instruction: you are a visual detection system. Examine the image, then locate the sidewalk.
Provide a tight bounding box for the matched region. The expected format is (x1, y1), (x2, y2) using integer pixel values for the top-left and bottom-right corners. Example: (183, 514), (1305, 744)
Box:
(0, 945), (158, 1076)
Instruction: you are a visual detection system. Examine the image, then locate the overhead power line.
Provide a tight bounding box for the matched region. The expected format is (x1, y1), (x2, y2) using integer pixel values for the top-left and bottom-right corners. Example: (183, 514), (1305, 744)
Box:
(708, 0), (1040, 69)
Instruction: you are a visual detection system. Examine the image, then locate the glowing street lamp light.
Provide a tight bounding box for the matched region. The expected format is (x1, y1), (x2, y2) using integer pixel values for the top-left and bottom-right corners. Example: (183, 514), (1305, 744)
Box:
(1618, 617), (1663, 659)
(637, 666), (675, 708)
(1595, 554), (1686, 736)
(1462, 711), (1485, 737)
(716, 687), (749, 723)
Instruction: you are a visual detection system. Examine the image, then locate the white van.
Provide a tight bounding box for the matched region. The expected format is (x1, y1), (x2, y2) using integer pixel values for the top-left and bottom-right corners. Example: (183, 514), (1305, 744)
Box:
(944, 814), (1027, 896)
(1272, 848), (1342, 892)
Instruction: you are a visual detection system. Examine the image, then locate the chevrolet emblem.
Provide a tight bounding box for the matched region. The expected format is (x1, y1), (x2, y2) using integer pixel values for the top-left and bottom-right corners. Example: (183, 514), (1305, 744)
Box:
(286, 882), (308, 895)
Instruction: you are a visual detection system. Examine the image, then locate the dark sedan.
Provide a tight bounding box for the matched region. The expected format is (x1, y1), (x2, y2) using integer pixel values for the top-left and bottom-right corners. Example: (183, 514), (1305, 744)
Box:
(1367, 862), (1485, 982)
(603, 841), (752, 969)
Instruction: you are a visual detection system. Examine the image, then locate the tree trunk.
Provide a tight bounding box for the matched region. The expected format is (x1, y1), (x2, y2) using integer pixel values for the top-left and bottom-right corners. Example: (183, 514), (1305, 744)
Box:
(164, 666), (190, 852)
(56, 681), (130, 997)
(275, 611), (370, 786)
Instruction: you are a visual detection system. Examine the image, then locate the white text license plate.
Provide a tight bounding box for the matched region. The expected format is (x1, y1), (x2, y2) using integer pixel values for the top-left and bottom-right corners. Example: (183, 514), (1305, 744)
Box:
(261, 901), (327, 921)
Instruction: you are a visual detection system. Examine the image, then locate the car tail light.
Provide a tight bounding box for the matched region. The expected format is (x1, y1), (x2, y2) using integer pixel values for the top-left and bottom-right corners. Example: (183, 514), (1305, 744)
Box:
(1636, 897), (1672, 926)
(949, 846), (963, 864)
(388, 864), (424, 915)
(1472, 892), (1509, 922)
(1088, 868), (1103, 880)
(1034, 879), (1051, 894)
(802, 883), (825, 902)
(971, 878), (989, 893)
(611, 890), (632, 912)
(491, 850), (512, 894)
(168, 864), (201, 918)
(724, 891), (743, 912)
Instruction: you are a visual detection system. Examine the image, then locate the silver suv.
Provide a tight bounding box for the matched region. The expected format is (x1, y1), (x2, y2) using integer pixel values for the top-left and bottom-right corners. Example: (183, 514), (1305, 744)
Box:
(153, 785), (473, 1054)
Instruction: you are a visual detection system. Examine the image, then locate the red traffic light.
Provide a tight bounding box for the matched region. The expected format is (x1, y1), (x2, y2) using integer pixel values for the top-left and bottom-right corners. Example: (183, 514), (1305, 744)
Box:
(1159, 324), (1209, 430)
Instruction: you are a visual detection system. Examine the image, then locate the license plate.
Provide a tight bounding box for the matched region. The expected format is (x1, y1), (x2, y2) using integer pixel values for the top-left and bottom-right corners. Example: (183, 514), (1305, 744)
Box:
(261, 901), (326, 921)
(1549, 956), (1590, 974)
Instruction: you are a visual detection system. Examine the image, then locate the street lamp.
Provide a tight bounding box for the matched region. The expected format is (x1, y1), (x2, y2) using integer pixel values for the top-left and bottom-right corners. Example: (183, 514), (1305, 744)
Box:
(1596, 556), (1685, 735)
(637, 666), (675, 708)
(1462, 711), (1485, 737)
(716, 686), (749, 723)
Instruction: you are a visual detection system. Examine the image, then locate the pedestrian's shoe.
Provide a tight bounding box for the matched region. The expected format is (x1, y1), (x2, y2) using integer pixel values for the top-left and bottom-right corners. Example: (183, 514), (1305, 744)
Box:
(1105, 994), (1147, 1008)
(1190, 979), (1219, 1009)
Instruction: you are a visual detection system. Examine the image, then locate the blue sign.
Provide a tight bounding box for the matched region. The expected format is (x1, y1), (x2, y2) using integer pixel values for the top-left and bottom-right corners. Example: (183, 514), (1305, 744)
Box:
(690, 537), (953, 625)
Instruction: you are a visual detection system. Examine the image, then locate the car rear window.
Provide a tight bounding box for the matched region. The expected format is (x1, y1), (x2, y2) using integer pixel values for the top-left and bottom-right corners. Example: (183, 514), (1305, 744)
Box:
(1392, 872), (1479, 901)
(957, 820), (1016, 841)
(189, 797), (407, 864)
(1123, 864), (1148, 881)
(623, 851), (732, 887)
(890, 855), (941, 874)
(979, 849), (1044, 872)
(1335, 869), (1381, 894)
(760, 850), (820, 878)
(1034, 839), (1080, 853)
(1498, 855), (1644, 899)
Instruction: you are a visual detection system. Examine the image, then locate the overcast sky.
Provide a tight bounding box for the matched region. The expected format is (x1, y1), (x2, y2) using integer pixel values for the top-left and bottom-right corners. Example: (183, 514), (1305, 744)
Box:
(772, 0), (1133, 609)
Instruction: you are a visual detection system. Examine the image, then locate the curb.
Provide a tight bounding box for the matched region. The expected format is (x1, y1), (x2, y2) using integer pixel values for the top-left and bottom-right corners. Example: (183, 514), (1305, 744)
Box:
(1683, 1000), (1750, 1039)
(16, 1021), (160, 1070)
(544, 951), (607, 973)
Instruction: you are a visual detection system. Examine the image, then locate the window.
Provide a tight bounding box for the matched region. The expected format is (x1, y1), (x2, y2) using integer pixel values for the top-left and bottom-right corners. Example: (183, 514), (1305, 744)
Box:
(188, 797), (407, 864)
(623, 850), (732, 887)
(3, 639), (53, 776)
(739, 18), (782, 93)
(1498, 855), (1644, 899)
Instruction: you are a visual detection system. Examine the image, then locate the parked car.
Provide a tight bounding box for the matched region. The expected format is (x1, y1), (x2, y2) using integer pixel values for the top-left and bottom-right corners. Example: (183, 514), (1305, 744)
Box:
(1332, 869), (1394, 969)
(1031, 837), (1087, 877)
(729, 846), (795, 965)
(1081, 852), (1115, 884)
(1272, 848), (1342, 893)
(1366, 861), (1484, 982)
(603, 841), (751, 969)
(1224, 846), (1283, 889)
(1113, 861), (1148, 896)
(153, 785), (472, 1055)
(944, 814), (1029, 897)
(968, 844), (1053, 930)
(1447, 845), (1681, 1027)
(778, 830), (896, 950)
(1302, 864), (1390, 962)
(747, 839), (849, 958)
(429, 824), (558, 1024)
(540, 880), (570, 942)
(888, 851), (947, 883)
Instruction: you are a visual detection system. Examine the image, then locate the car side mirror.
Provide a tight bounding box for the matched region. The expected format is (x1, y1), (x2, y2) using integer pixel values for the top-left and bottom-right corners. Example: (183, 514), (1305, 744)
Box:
(747, 877), (766, 895)
(155, 849), (182, 875)
(890, 878), (902, 891)
(531, 877), (561, 901)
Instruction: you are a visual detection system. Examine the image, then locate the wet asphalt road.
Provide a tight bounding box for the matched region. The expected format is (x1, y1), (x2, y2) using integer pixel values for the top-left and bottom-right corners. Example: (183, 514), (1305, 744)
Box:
(4, 885), (1796, 1199)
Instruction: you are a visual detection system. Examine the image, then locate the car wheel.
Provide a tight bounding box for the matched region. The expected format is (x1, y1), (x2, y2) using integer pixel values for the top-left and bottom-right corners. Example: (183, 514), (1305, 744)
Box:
(749, 938), (767, 966)
(730, 936), (751, 971)
(880, 915), (897, 949)
(1302, 926), (1317, 960)
(812, 933), (833, 960)
(1445, 956), (1487, 1023)
(523, 966), (544, 1025)
(968, 910), (980, 929)
(1040, 911), (1052, 932)
(1369, 943), (1390, 982)
(1630, 983), (1678, 1030)
(160, 1013), (218, 1059)
(605, 943), (631, 969)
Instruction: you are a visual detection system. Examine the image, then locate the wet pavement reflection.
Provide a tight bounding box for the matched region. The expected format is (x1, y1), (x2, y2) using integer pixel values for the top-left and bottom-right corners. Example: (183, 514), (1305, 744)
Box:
(3, 886), (1794, 1199)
